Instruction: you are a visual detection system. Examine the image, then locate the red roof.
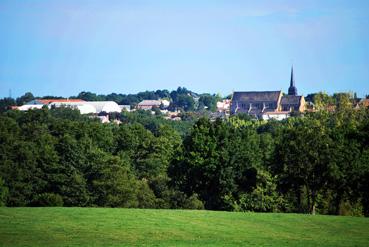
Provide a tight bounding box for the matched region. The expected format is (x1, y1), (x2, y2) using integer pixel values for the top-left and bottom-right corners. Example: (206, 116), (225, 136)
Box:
(37, 99), (85, 104)
(360, 99), (369, 107)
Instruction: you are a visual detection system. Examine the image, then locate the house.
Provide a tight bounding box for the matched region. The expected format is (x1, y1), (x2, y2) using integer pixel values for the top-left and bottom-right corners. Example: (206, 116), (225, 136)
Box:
(216, 99), (231, 113)
(84, 101), (121, 113)
(27, 99), (85, 105)
(360, 99), (369, 108)
(161, 99), (170, 108)
(137, 100), (169, 110)
(49, 101), (121, 114)
(354, 99), (369, 109)
(97, 115), (110, 123)
(230, 67), (305, 120)
(15, 98), (86, 111)
(119, 105), (131, 112)
(19, 99), (122, 114)
(17, 104), (44, 111)
(261, 111), (290, 120)
(137, 100), (161, 110)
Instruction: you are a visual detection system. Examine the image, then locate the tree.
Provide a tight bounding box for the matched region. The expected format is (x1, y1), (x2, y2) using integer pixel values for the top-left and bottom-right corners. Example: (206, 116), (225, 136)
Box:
(0, 97), (16, 113)
(333, 92), (353, 111)
(306, 92), (334, 110)
(88, 153), (138, 207)
(198, 94), (220, 112)
(170, 118), (262, 210)
(175, 94), (195, 111)
(155, 89), (170, 99)
(169, 87), (195, 112)
(230, 170), (284, 212)
(0, 177), (8, 206)
(16, 92), (34, 106)
(136, 179), (157, 208)
(54, 134), (90, 206)
(275, 117), (335, 214)
(77, 91), (104, 101)
(352, 114), (369, 216)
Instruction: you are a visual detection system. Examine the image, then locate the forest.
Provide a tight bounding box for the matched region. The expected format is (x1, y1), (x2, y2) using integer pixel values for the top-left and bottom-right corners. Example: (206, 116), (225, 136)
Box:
(0, 104), (369, 217)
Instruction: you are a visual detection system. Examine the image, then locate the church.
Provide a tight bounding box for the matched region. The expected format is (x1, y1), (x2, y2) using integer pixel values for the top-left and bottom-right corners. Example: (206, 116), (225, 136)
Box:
(230, 67), (305, 120)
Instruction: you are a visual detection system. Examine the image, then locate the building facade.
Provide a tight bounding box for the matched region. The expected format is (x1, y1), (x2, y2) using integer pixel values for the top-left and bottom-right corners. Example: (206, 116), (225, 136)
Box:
(231, 67), (305, 119)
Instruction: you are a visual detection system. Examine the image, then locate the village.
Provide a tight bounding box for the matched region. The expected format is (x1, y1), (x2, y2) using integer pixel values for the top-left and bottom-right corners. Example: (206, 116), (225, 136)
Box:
(1, 1), (369, 246)
(10, 67), (369, 123)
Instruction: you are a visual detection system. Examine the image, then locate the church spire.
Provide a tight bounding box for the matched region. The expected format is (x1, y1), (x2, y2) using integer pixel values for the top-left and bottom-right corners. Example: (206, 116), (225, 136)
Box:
(290, 66), (295, 87)
(288, 66), (297, 96)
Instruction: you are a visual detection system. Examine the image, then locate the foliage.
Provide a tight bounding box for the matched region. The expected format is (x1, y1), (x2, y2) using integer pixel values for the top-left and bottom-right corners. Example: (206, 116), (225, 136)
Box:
(31, 193), (63, 207)
(74, 87), (198, 111)
(0, 177), (8, 206)
(16, 92), (35, 106)
(0, 104), (368, 216)
(198, 94), (221, 112)
(0, 98), (16, 113)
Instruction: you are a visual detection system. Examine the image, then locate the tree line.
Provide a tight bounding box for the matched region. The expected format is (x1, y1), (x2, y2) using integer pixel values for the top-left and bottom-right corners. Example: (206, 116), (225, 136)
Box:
(0, 106), (369, 216)
(2, 90), (368, 114)
(0, 88), (222, 113)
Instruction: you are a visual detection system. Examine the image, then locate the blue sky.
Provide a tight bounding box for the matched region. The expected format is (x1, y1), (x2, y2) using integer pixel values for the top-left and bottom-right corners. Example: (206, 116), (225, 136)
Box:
(0, 0), (368, 98)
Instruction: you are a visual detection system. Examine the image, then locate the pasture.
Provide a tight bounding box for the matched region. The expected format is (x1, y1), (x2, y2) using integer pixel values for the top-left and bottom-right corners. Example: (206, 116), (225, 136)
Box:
(0, 208), (368, 246)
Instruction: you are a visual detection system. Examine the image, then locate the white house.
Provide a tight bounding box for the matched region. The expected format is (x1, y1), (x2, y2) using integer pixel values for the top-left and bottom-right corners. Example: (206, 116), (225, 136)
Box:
(49, 102), (96, 114)
(19, 99), (122, 115)
(161, 100), (170, 108)
(216, 99), (231, 112)
(119, 105), (131, 112)
(85, 101), (121, 113)
(17, 104), (44, 111)
(261, 111), (289, 121)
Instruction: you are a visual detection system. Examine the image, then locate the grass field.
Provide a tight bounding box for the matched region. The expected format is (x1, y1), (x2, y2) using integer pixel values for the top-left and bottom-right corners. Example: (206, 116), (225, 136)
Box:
(0, 208), (368, 246)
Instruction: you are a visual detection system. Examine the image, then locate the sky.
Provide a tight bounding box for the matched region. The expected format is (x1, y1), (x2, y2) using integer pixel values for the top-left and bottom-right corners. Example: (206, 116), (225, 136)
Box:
(0, 0), (369, 98)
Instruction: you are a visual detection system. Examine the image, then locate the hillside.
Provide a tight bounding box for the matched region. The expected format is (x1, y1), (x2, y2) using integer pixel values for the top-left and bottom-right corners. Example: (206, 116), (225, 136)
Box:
(0, 208), (368, 247)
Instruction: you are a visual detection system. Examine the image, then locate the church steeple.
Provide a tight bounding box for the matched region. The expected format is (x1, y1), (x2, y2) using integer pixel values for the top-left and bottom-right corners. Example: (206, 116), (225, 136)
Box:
(288, 66), (297, 96)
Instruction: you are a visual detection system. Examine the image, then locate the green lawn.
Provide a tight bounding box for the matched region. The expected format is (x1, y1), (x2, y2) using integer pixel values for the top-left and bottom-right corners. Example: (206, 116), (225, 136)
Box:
(0, 208), (368, 246)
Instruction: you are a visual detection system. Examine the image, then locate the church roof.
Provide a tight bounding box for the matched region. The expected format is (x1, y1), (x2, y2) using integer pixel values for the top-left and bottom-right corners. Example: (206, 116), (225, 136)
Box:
(232, 91), (282, 102)
(281, 95), (302, 105)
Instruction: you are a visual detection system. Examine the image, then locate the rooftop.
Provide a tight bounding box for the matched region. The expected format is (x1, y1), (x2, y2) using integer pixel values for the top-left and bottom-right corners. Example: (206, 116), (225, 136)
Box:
(138, 100), (162, 106)
(36, 99), (85, 104)
(232, 91), (282, 102)
(281, 95), (302, 105)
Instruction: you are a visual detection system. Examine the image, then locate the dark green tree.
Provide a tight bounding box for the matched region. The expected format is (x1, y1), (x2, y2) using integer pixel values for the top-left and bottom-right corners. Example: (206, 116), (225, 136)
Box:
(0, 97), (16, 113)
(16, 92), (34, 106)
(276, 117), (335, 214)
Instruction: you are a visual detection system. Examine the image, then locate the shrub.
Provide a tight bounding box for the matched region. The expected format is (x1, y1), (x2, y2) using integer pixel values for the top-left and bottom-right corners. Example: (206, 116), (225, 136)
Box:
(183, 193), (204, 210)
(0, 177), (8, 206)
(31, 193), (64, 206)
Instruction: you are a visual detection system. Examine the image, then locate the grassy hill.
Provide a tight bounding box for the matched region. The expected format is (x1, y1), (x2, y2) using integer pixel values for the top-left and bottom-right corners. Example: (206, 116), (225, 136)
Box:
(0, 208), (368, 246)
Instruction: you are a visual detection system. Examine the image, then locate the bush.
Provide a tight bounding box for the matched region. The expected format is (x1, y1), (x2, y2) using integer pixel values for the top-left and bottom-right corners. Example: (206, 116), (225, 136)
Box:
(137, 180), (157, 208)
(0, 177), (8, 206)
(183, 194), (204, 210)
(227, 170), (286, 212)
(31, 193), (64, 206)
